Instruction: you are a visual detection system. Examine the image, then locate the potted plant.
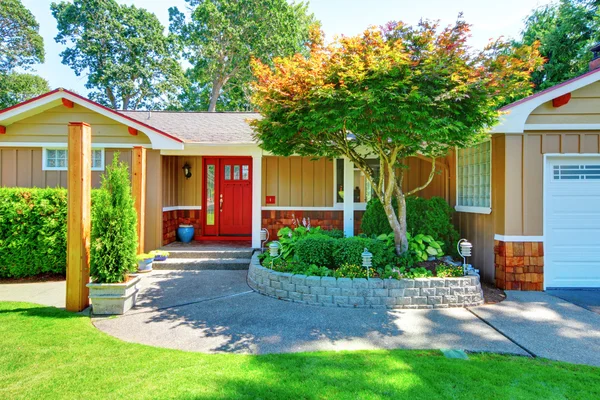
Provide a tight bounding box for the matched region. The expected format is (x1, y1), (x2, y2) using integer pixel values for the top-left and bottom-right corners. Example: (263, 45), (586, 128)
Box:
(87, 155), (140, 315)
(136, 253), (154, 272)
(150, 250), (169, 262)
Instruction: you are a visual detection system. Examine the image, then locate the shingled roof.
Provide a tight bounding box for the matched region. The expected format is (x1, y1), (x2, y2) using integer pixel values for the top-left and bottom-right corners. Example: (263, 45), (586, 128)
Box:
(118, 111), (261, 144)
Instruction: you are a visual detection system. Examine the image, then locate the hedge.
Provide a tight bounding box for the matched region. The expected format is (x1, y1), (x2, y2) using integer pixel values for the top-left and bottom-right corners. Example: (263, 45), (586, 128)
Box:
(0, 188), (100, 279)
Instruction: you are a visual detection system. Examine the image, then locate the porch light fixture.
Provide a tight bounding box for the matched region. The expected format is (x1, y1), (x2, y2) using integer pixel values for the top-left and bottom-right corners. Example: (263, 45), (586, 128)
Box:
(362, 248), (373, 278)
(182, 162), (192, 179)
(269, 241), (282, 268)
(457, 239), (472, 274)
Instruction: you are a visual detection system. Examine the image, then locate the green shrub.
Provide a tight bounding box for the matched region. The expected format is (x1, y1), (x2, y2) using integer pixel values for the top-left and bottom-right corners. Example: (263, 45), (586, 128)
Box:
(332, 236), (393, 269)
(321, 229), (344, 239)
(361, 196), (460, 255)
(295, 235), (335, 267)
(276, 225), (323, 260)
(90, 155), (138, 283)
(406, 197), (460, 256)
(0, 188), (68, 278)
(407, 233), (444, 262)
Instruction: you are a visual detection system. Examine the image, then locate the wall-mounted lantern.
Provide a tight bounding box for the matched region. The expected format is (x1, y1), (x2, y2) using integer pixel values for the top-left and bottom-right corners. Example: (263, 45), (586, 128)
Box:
(182, 162), (192, 179)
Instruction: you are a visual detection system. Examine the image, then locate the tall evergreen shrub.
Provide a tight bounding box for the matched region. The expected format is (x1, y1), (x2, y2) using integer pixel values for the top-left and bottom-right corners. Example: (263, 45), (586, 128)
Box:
(90, 154), (138, 283)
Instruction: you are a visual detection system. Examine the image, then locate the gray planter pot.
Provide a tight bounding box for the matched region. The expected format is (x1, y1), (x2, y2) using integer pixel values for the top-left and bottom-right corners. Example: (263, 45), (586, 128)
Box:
(87, 275), (141, 315)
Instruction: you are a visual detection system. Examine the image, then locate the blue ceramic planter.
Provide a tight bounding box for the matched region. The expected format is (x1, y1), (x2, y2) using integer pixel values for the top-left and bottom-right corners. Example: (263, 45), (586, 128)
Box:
(177, 225), (195, 243)
(137, 258), (153, 273)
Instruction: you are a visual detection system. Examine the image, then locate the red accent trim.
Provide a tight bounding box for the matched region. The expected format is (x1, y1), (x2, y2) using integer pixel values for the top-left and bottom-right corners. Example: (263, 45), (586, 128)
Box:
(0, 126), (5, 134)
(552, 92), (571, 108)
(62, 98), (74, 108)
(128, 127), (138, 136)
(501, 68), (600, 111)
(0, 88), (184, 143)
(68, 122), (91, 127)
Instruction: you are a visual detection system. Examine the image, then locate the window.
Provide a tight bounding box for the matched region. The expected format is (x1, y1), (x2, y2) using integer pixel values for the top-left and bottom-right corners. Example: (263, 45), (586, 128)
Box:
(335, 158), (380, 206)
(43, 148), (105, 171)
(456, 141), (491, 213)
(553, 165), (600, 180)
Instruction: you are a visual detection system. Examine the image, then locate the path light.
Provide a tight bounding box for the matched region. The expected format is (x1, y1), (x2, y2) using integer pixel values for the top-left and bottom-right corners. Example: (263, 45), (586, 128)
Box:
(457, 239), (472, 275)
(260, 228), (269, 253)
(362, 248), (373, 279)
(269, 241), (282, 268)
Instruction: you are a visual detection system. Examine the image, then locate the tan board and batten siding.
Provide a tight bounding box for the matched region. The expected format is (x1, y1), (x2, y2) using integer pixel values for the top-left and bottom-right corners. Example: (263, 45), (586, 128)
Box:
(161, 156), (203, 207)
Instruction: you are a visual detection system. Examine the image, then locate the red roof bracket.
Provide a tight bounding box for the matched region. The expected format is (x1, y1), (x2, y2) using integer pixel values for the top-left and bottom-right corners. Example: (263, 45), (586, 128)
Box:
(552, 92), (571, 108)
(62, 98), (74, 108)
(128, 127), (138, 136)
(0, 126), (5, 134)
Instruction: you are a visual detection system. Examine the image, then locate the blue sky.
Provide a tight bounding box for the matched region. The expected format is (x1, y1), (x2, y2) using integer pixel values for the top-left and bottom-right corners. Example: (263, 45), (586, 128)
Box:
(22, 0), (553, 95)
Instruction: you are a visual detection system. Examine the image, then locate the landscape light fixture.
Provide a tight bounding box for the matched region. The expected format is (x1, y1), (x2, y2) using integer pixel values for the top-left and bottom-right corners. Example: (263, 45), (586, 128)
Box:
(269, 241), (282, 268)
(457, 239), (473, 275)
(362, 248), (373, 279)
(260, 228), (270, 253)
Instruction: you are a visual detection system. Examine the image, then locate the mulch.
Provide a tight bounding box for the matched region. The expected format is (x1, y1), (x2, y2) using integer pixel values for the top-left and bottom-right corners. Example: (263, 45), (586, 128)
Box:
(0, 273), (65, 284)
(482, 282), (506, 304)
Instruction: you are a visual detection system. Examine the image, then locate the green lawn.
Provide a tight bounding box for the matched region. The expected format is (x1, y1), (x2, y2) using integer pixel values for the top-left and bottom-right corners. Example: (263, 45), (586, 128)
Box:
(1, 302), (599, 399)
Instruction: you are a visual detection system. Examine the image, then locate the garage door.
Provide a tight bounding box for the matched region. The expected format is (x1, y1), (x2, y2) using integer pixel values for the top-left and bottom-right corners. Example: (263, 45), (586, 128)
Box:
(545, 157), (600, 288)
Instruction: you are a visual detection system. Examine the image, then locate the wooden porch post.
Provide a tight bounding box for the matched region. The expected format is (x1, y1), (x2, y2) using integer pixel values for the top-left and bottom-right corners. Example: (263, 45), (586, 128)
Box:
(132, 146), (147, 253)
(66, 122), (91, 312)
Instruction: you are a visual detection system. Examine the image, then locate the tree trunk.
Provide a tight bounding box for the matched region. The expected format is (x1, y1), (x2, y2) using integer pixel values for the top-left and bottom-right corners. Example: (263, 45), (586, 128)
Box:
(208, 78), (224, 112)
(383, 192), (408, 255)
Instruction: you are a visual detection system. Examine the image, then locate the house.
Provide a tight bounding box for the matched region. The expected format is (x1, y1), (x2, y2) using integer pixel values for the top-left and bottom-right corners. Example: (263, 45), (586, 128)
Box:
(3, 55), (600, 292)
(0, 89), (447, 261)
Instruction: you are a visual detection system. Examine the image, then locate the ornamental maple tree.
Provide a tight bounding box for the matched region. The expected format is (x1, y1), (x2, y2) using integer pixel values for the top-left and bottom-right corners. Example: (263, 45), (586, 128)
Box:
(251, 18), (543, 255)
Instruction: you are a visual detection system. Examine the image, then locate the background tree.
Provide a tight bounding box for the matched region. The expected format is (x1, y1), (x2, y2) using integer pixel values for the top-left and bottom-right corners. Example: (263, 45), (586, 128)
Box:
(517, 0), (600, 91)
(51, 0), (185, 110)
(169, 0), (315, 112)
(251, 20), (543, 254)
(0, 0), (49, 109)
(0, 73), (50, 109)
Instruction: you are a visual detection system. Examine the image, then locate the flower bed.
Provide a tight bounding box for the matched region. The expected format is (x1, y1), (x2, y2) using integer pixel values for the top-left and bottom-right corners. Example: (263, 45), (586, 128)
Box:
(249, 254), (484, 309)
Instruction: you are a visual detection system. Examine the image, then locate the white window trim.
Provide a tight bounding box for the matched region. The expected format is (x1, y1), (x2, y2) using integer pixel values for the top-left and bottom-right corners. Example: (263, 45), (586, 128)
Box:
(42, 147), (105, 171)
(455, 140), (492, 214)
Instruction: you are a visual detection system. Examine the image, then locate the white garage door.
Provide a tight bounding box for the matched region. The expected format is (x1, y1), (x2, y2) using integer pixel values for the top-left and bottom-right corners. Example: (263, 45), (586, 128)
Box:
(545, 156), (600, 288)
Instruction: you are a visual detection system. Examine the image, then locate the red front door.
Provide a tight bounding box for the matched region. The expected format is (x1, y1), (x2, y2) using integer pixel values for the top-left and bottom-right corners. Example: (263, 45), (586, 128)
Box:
(203, 157), (252, 237)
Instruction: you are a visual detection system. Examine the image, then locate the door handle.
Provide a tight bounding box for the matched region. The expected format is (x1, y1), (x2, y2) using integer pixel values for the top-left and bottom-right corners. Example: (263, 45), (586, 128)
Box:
(219, 194), (223, 212)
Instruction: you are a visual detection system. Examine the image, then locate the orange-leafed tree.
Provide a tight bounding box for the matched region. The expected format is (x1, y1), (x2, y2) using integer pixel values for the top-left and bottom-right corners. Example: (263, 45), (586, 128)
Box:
(251, 17), (543, 255)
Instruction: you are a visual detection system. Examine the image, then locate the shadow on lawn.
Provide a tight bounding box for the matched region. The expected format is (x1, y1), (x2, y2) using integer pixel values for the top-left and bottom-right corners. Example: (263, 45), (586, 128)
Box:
(0, 304), (84, 319)
(108, 270), (515, 356)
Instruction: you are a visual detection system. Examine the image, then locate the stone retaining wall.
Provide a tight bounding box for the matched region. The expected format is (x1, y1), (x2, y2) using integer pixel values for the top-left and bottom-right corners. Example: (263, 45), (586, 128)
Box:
(248, 254), (484, 309)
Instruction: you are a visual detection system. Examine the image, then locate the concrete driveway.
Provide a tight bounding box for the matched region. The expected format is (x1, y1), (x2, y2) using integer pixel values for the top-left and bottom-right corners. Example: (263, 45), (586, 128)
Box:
(547, 289), (600, 315)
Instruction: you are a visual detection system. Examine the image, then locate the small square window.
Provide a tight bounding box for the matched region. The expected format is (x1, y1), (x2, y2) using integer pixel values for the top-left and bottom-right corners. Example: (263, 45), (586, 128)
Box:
(242, 165), (249, 180)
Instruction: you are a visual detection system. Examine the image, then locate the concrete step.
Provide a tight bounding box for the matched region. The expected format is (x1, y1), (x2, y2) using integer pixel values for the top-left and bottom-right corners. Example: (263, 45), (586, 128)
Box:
(152, 258), (251, 270)
(164, 250), (254, 260)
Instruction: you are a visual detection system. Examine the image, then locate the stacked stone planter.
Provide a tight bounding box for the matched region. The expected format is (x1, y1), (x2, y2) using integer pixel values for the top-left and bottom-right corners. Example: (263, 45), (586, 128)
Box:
(248, 254), (484, 309)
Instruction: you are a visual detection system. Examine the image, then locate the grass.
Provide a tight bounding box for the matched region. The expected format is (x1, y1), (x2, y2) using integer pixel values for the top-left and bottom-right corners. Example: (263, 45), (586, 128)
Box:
(0, 302), (599, 399)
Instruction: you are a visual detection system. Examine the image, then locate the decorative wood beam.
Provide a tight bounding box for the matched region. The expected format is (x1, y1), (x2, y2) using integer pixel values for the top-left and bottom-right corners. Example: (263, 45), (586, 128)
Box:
(552, 93), (571, 108)
(0, 126), (5, 134)
(62, 98), (74, 108)
(132, 146), (147, 254)
(66, 122), (91, 312)
(128, 127), (138, 136)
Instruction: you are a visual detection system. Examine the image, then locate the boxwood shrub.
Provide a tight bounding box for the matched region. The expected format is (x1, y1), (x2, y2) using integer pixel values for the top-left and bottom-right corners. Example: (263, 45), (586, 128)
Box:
(0, 188), (101, 278)
(332, 236), (393, 269)
(295, 235), (336, 268)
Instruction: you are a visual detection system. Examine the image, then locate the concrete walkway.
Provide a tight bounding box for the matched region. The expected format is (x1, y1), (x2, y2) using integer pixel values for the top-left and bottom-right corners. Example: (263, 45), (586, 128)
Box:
(2, 272), (600, 367)
(0, 280), (65, 308)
